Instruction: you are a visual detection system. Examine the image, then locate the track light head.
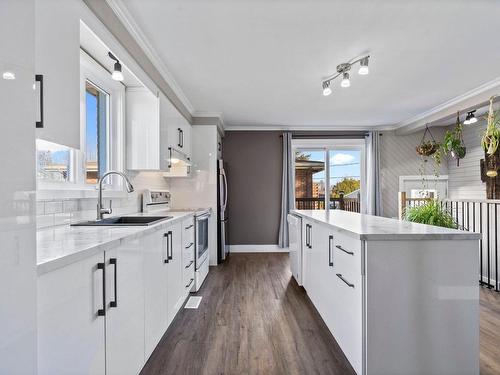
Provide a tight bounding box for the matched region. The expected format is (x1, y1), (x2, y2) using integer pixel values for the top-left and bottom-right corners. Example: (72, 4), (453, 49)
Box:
(341, 72), (350, 88)
(464, 110), (477, 125)
(322, 81), (332, 96)
(358, 56), (369, 75)
(108, 52), (124, 81)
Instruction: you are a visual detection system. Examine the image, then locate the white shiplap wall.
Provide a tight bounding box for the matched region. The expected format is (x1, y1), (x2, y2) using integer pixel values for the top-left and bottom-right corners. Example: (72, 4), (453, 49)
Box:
(379, 128), (449, 218)
(446, 120), (487, 199)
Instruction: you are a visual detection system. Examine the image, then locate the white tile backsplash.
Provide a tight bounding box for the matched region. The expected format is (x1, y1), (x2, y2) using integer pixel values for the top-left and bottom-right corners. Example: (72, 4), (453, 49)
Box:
(44, 201), (63, 214)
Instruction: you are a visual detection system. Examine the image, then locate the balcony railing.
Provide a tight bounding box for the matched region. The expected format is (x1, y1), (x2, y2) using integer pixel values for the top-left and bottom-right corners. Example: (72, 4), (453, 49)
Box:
(295, 194), (360, 213)
(399, 192), (500, 292)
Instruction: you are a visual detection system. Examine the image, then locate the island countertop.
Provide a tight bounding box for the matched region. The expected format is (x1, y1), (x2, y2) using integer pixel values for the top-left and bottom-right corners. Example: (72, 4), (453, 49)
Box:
(291, 209), (481, 241)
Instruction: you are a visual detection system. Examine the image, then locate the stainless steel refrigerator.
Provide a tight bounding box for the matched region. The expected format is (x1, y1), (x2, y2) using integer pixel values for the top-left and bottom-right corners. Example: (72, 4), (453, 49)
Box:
(217, 159), (229, 262)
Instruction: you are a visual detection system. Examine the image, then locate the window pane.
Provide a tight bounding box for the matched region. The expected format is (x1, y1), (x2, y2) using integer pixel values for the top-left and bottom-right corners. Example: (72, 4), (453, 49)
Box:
(294, 150), (326, 210)
(329, 150), (361, 212)
(85, 81), (108, 184)
(36, 139), (73, 183)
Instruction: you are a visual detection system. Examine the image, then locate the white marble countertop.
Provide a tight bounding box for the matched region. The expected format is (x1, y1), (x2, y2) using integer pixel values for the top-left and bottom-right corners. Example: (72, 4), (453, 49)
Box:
(291, 210), (481, 241)
(37, 210), (201, 275)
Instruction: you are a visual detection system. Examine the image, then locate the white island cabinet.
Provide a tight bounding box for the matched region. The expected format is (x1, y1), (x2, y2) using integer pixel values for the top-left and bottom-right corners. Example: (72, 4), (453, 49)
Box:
(294, 209), (481, 375)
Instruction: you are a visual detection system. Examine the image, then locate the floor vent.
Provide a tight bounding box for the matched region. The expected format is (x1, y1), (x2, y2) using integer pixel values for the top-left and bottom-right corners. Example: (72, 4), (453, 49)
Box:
(185, 296), (202, 309)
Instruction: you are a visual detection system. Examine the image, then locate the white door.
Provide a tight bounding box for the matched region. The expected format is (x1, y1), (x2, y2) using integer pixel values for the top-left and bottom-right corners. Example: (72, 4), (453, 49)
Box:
(399, 175), (448, 199)
(38, 253), (106, 375)
(166, 222), (184, 325)
(143, 229), (169, 359)
(105, 241), (145, 375)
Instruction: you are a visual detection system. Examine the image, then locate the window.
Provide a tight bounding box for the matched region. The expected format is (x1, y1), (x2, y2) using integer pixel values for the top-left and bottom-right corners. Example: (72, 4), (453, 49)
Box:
(85, 81), (109, 184)
(36, 139), (73, 183)
(293, 140), (365, 213)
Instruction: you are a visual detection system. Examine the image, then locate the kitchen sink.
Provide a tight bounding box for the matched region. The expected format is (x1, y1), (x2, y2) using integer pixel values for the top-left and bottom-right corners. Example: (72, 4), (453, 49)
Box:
(71, 216), (173, 227)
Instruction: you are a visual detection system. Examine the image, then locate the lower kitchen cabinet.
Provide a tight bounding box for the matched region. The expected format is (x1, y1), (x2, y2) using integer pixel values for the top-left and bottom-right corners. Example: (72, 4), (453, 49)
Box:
(105, 239), (145, 375)
(38, 252), (106, 375)
(38, 216), (195, 375)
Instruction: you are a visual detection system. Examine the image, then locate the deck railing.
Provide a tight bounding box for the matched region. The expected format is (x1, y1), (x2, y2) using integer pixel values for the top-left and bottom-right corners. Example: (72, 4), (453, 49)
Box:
(295, 193), (360, 213)
(399, 192), (500, 292)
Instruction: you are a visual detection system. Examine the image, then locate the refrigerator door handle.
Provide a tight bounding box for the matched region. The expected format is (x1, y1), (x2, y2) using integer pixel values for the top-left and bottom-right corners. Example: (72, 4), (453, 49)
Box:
(221, 169), (228, 210)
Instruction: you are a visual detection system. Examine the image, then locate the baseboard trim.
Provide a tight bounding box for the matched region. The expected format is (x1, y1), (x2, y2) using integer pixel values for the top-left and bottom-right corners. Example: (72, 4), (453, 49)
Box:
(229, 244), (289, 253)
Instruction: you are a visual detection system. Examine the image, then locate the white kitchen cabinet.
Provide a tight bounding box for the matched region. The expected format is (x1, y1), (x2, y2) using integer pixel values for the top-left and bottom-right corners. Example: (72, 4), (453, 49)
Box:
(104, 239), (145, 375)
(166, 221), (185, 325)
(182, 217), (196, 295)
(126, 87), (160, 170)
(143, 230), (169, 359)
(35, 0), (80, 149)
(38, 252), (106, 375)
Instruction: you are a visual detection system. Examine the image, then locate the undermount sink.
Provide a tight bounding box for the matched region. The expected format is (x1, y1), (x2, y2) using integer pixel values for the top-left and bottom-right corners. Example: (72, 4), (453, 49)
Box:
(71, 216), (172, 227)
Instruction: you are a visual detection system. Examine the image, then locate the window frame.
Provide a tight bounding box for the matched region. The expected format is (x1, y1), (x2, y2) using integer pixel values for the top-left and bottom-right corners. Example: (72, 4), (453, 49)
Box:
(291, 138), (366, 213)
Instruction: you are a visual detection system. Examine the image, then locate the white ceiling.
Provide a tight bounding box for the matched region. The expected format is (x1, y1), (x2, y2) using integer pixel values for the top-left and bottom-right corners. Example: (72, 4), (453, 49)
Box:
(116, 0), (500, 129)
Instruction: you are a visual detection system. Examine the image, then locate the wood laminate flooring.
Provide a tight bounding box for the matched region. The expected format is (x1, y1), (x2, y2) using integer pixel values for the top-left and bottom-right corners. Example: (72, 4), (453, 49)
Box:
(141, 253), (500, 375)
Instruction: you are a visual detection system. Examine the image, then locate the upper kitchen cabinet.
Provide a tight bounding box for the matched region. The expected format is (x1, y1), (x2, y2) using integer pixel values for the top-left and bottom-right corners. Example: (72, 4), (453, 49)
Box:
(35, 0), (80, 149)
(126, 87), (160, 170)
(127, 89), (192, 174)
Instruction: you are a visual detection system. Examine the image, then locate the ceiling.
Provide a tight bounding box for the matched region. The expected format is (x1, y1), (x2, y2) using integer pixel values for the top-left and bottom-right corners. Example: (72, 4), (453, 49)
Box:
(115, 0), (500, 129)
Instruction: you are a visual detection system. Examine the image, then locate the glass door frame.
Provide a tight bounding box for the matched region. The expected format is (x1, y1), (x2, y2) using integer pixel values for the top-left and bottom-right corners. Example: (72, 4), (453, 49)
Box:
(291, 138), (366, 213)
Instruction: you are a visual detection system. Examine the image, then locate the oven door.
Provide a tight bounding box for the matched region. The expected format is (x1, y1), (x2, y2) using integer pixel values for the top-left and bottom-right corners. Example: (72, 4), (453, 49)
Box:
(195, 213), (209, 270)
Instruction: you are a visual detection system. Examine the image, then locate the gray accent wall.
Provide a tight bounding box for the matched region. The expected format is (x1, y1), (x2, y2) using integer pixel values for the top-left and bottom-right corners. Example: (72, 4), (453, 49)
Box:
(223, 131), (282, 245)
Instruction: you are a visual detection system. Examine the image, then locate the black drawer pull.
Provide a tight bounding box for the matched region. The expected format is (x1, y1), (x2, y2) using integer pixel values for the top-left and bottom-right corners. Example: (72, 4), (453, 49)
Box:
(109, 258), (118, 308)
(97, 262), (106, 316)
(336, 273), (355, 288)
(185, 242), (194, 249)
(163, 232), (169, 264)
(336, 245), (354, 255)
(185, 278), (194, 288)
(185, 260), (194, 268)
(185, 224), (194, 230)
(328, 235), (334, 267)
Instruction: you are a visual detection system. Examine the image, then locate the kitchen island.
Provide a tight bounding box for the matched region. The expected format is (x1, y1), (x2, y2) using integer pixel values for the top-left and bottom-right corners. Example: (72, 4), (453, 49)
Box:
(291, 209), (481, 375)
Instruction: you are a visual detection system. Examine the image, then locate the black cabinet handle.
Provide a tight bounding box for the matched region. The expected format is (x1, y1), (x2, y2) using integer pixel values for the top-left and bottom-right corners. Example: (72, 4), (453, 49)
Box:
(168, 231), (173, 260)
(336, 273), (355, 288)
(177, 128), (182, 147)
(109, 258), (118, 308)
(185, 260), (194, 268)
(181, 129), (184, 148)
(307, 224), (313, 249)
(97, 262), (106, 316)
(185, 278), (194, 288)
(328, 235), (334, 267)
(163, 232), (169, 264)
(305, 224), (310, 248)
(185, 242), (194, 249)
(35, 74), (44, 128)
(185, 224), (194, 230)
(336, 245), (354, 255)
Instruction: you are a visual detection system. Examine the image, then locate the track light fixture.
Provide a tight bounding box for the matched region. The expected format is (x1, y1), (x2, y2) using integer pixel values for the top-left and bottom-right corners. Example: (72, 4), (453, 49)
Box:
(108, 52), (124, 81)
(321, 55), (370, 94)
(464, 110), (477, 125)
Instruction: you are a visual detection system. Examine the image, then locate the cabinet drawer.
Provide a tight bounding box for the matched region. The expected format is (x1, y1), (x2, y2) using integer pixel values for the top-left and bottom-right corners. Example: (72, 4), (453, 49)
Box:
(332, 231), (362, 278)
(182, 217), (195, 246)
(183, 262), (195, 290)
(183, 246), (194, 268)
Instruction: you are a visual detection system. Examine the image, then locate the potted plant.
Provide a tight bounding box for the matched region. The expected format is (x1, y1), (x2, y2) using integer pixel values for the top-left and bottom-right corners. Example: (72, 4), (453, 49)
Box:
(405, 200), (458, 229)
(481, 96), (500, 179)
(441, 112), (466, 166)
(416, 125), (439, 156)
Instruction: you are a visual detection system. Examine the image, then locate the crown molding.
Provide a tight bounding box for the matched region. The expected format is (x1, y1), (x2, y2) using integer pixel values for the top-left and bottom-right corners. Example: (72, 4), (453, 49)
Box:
(192, 111), (226, 134)
(106, 0), (195, 115)
(223, 123), (395, 132)
(395, 76), (500, 135)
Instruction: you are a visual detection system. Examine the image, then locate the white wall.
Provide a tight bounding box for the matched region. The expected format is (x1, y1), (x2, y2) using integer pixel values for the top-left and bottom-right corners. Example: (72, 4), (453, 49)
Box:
(379, 128), (448, 218)
(446, 120), (487, 200)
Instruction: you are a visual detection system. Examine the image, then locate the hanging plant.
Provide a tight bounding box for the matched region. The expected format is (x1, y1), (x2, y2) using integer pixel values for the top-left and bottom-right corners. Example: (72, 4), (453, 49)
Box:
(416, 125), (439, 156)
(441, 111), (466, 166)
(481, 95), (500, 155)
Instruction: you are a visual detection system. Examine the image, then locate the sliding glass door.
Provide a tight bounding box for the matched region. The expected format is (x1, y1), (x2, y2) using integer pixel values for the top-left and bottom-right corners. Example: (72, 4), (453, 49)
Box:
(293, 140), (365, 213)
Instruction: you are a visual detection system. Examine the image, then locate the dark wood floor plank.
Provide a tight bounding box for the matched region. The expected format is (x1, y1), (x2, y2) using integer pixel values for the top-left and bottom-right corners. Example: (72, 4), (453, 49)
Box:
(141, 253), (500, 375)
(141, 253), (355, 375)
